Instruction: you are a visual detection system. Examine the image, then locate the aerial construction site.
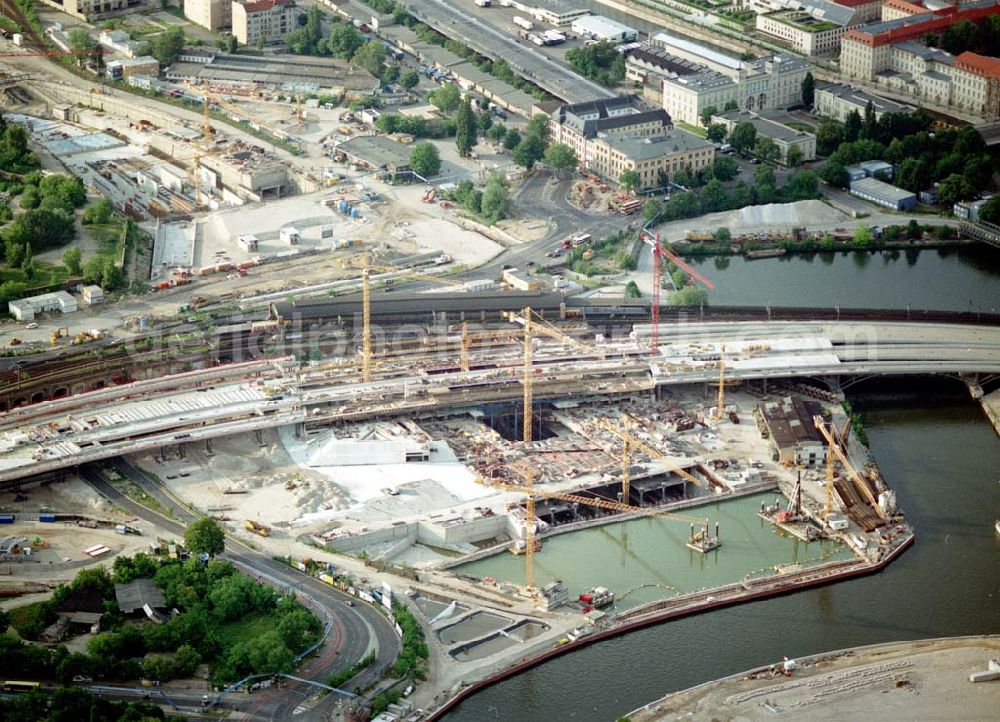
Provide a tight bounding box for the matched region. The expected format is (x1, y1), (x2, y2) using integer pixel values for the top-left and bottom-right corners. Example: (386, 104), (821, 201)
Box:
(0, 277), (917, 716)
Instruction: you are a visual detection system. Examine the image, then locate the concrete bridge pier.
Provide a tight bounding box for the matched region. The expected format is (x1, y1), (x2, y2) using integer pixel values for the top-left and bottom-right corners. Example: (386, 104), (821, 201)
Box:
(293, 422), (306, 439)
(204, 438), (213, 456)
(178, 443), (186, 460)
(254, 429), (264, 447)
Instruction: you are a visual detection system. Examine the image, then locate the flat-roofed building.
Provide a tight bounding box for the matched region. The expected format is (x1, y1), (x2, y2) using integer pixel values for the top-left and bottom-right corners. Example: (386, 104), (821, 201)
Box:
(755, 2), (861, 56)
(711, 109), (816, 165)
(850, 176), (917, 210)
(8, 291), (78, 322)
(512, 0), (590, 26)
(814, 83), (916, 121)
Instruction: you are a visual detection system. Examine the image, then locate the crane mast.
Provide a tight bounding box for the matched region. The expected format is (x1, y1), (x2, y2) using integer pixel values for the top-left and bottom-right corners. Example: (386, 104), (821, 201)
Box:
(522, 307), (533, 443)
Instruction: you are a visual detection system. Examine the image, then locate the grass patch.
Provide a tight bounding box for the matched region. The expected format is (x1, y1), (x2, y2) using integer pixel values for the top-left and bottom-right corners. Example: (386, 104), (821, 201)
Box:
(677, 121), (707, 138)
(216, 614), (280, 648)
(8, 600), (48, 637)
(0, 16), (20, 33)
(787, 122), (815, 133)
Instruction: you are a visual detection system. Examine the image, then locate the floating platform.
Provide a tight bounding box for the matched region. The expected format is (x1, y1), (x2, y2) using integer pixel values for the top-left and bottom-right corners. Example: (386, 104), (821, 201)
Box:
(686, 536), (721, 553)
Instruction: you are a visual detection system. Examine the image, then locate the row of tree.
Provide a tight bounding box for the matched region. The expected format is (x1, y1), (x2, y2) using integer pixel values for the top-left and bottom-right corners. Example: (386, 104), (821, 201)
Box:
(565, 41), (626, 87)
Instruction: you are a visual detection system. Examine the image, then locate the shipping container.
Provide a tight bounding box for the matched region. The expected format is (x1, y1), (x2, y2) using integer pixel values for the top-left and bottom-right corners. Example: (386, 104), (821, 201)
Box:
(0, 514), (14, 524)
(39, 514), (56, 523)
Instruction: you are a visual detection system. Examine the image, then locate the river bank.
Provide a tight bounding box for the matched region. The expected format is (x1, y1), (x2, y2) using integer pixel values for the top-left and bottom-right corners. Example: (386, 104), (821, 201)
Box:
(629, 635), (1000, 722)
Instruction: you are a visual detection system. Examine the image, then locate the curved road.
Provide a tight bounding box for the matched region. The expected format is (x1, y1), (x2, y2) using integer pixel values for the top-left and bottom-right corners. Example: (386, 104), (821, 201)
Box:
(79, 462), (400, 721)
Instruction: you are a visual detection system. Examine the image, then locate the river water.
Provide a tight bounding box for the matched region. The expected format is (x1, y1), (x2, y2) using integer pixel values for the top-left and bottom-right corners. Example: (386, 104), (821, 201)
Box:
(442, 381), (1000, 720)
(690, 246), (1000, 313)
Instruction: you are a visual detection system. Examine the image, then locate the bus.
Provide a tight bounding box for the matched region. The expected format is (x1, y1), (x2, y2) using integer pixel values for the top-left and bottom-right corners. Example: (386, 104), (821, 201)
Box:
(3, 681), (41, 693)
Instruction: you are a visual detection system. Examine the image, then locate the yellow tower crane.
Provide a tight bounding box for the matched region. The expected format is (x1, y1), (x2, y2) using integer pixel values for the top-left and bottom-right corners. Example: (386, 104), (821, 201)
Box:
(522, 307), (533, 443)
(595, 419), (706, 504)
(814, 415), (887, 521)
(343, 255), (466, 381)
(504, 307), (603, 443)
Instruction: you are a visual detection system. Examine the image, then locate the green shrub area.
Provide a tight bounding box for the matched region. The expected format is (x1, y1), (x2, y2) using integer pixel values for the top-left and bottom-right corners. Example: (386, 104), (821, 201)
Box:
(567, 230), (635, 277)
(0, 688), (165, 722)
(5, 554), (322, 686)
(391, 602), (428, 680)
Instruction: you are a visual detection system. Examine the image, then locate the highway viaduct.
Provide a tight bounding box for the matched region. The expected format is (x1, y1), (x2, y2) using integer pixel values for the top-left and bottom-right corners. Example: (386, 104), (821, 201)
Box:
(1, 318), (998, 487)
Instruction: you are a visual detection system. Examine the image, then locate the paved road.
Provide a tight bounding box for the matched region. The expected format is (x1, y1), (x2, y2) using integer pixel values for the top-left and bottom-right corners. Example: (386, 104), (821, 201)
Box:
(79, 463), (401, 721)
(403, 0), (614, 103)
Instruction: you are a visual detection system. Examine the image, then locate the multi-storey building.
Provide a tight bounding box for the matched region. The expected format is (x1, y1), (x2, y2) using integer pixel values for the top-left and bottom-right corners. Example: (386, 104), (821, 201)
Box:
(598, 132), (715, 190)
(37, 0), (153, 22)
(841, 1), (1000, 118)
(547, 96), (712, 188)
(184, 0), (234, 32)
(232, 0), (301, 47)
(841, 0), (1000, 80)
(814, 83), (916, 121)
(661, 54), (809, 125)
(755, 1), (861, 56)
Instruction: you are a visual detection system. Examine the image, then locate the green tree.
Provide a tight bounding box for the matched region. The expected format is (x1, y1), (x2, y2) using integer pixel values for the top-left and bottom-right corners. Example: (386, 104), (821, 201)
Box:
(480, 172), (511, 223)
(502, 128), (521, 151)
(3, 208), (75, 250)
(68, 28), (99, 67)
(786, 145), (803, 168)
(699, 105), (718, 128)
(801, 71), (815, 107)
(712, 155), (739, 181)
(277, 609), (317, 653)
(487, 122), (507, 145)
(753, 136), (780, 164)
(151, 26), (184, 64)
(624, 280), (641, 299)
(327, 23), (365, 58)
(729, 122), (757, 156)
(429, 83), (461, 113)
(845, 109), (862, 142)
(400, 69), (419, 90)
(543, 143), (577, 177)
(820, 161), (849, 189)
(706, 123), (727, 143)
(409, 142), (441, 177)
(860, 100), (877, 140)
(668, 286), (708, 306)
(353, 41), (387, 79)
(143, 655), (175, 682)
(723, 99), (739, 112)
(896, 157), (929, 193)
(174, 644), (202, 677)
(815, 118), (845, 156)
(938, 173), (976, 205)
(512, 133), (545, 170)
(0, 608), (8, 634)
(305, 6), (323, 48)
(565, 41), (626, 86)
(184, 517), (225, 557)
(642, 198), (662, 224)
(83, 197), (114, 224)
(977, 196), (1000, 225)
(699, 178), (728, 213)
(715, 227), (731, 243)
(907, 219), (922, 239)
(454, 100), (477, 158)
(854, 225), (873, 245)
(618, 168), (641, 194)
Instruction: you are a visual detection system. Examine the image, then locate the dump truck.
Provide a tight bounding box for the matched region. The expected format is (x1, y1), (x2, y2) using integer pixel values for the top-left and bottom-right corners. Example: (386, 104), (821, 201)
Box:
(244, 520), (271, 537)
